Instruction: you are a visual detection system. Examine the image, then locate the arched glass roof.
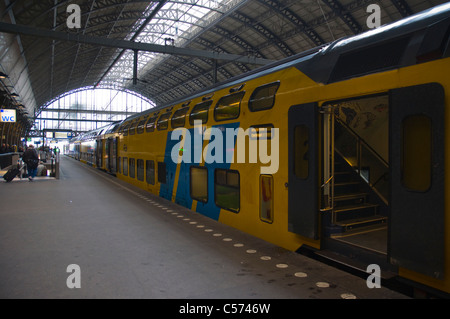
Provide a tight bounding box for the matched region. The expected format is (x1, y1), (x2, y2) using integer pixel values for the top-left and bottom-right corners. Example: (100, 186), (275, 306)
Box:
(35, 88), (154, 134)
(99, 0), (241, 89)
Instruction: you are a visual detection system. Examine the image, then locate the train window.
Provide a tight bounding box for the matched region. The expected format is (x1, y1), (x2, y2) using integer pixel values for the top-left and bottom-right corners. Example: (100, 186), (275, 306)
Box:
(137, 115), (149, 134)
(214, 169), (240, 213)
(171, 107), (189, 129)
(158, 162), (166, 184)
(260, 175), (274, 223)
(145, 115), (158, 133)
(249, 82), (280, 112)
(402, 115), (432, 192)
(190, 100), (212, 125)
(137, 159), (144, 181)
(123, 157), (128, 176)
(129, 158), (136, 178)
(157, 113), (172, 131)
(122, 123), (131, 136)
(129, 120), (138, 135)
(250, 124), (274, 140)
(118, 157), (122, 174)
(146, 160), (155, 185)
(190, 166), (208, 203)
(214, 91), (245, 122)
(294, 125), (309, 179)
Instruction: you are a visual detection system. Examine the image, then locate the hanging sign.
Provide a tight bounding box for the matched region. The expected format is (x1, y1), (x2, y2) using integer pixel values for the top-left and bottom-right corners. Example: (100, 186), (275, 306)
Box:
(0, 109), (16, 122)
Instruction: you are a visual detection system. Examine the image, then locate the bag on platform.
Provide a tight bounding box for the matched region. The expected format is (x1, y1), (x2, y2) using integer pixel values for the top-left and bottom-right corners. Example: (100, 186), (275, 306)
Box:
(3, 168), (20, 182)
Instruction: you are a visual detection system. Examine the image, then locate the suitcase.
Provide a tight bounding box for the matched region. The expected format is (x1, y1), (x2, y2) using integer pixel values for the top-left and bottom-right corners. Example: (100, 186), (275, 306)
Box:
(3, 167), (20, 182)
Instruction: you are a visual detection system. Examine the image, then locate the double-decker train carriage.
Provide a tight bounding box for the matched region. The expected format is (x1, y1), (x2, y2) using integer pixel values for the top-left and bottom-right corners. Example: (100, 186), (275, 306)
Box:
(69, 3), (450, 296)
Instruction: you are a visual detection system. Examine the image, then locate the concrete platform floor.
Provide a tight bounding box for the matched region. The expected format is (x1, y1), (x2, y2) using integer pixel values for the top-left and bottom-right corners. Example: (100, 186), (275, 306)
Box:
(0, 156), (408, 299)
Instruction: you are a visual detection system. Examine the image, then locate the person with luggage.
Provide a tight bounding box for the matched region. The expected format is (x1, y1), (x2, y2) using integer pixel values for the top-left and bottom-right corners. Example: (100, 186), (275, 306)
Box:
(22, 145), (39, 181)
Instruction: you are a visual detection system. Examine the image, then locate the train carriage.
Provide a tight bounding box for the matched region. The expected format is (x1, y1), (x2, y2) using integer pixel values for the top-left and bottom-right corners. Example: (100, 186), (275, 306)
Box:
(70, 3), (450, 297)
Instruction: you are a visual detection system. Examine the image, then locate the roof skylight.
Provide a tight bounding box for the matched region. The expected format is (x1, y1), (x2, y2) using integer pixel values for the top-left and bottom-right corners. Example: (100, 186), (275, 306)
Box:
(99, 0), (244, 91)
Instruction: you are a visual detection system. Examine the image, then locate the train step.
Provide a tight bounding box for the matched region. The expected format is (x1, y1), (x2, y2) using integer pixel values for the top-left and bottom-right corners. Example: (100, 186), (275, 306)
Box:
(334, 171), (352, 182)
(334, 215), (387, 231)
(334, 192), (368, 206)
(334, 181), (361, 194)
(334, 202), (378, 213)
(335, 202), (379, 221)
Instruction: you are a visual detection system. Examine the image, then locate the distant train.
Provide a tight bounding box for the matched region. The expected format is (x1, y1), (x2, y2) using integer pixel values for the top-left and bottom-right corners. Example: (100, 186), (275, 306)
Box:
(68, 4), (450, 297)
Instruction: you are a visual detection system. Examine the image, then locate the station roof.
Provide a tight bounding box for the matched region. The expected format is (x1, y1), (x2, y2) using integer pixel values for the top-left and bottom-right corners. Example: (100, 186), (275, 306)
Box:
(0, 0), (446, 123)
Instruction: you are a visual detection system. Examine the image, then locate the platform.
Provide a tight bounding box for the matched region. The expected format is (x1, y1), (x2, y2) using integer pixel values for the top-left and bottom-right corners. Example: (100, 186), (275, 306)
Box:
(0, 156), (408, 299)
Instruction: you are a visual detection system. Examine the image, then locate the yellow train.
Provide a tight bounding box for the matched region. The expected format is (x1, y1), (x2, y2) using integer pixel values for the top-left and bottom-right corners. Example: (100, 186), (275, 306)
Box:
(69, 3), (450, 297)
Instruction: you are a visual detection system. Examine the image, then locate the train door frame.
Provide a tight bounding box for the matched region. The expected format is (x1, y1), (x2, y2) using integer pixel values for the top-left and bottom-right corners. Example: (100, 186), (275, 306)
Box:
(320, 105), (334, 218)
(157, 155), (169, 199)
(316, 82), (445, 280)
(287, 102), (320, 240)
(319, 94), (391, 265)
(96, 139), (103, 168)
(107, 137), (117, 174)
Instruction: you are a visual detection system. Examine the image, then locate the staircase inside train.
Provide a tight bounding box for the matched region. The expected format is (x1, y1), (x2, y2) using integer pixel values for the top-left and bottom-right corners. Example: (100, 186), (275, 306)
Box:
(319, 99), (392, 275)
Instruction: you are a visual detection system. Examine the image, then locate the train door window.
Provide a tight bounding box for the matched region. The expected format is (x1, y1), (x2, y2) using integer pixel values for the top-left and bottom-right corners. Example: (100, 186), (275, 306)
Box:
(402, 115), (432, 192)
(123, 157), (128, 176)
(157, 113), (172, 131)
(214, 91), (245, 122)
(158, 162), (166, 184)
(146, 160), (155, 185)
(250, 124), (274, 140)
(249, 81), (280, 112)
(214, 169), (240, 213)
(294, 125), (309, 179)
(129, 120), (138, 135)
(190, 166), (208, 203)
(260, 175), (274, 223)
(190, 100), (212, 125)
(122, 123), (131, 136)
(137, 159), (145, 181)
(146, 115), (158, 133)
(137, 115), (149, 134)
(118, 157), (122, 174)
(171, 107), (189, 128)
(129, 158), (136, 178)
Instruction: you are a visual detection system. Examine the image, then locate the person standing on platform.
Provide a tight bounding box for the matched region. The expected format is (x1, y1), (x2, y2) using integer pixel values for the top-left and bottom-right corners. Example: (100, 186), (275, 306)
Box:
(22, 145), (39, 181)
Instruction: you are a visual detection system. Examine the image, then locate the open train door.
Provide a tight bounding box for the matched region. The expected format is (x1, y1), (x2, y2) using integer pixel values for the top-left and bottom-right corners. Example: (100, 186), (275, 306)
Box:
(288, 103), (319, 239)
(107, 137), (118, 174)
(389, 83), (445, 279)
(96, 139), (103, 168)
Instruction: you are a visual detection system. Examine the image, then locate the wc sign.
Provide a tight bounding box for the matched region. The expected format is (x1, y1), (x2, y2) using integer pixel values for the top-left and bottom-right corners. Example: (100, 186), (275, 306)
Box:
(0, 109), (16, 123)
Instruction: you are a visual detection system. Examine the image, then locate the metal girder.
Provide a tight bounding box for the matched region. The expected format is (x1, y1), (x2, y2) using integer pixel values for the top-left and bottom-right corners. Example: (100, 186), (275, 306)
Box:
(0, 21), (274, 64)
(258, 0), (325, 46)
(214, 25), (266, 59)
(321, 0), (363, 34)
(232, 10), (295, 57)
(195, 37), (248, 75)
(390, 0), (413, 17)
(43, 108), (135, 116)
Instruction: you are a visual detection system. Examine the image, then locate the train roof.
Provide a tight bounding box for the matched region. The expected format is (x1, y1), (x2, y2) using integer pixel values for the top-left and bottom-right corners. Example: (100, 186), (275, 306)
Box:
(121, 3), (449, 123)
(72, 121), (120, 142)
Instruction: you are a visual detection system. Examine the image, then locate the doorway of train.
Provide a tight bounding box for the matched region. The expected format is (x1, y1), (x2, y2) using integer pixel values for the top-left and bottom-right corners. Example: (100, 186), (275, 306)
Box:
(320, 93), (390, 264)
(289, 83), (445, 279)
(106, 137), (118, 174)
